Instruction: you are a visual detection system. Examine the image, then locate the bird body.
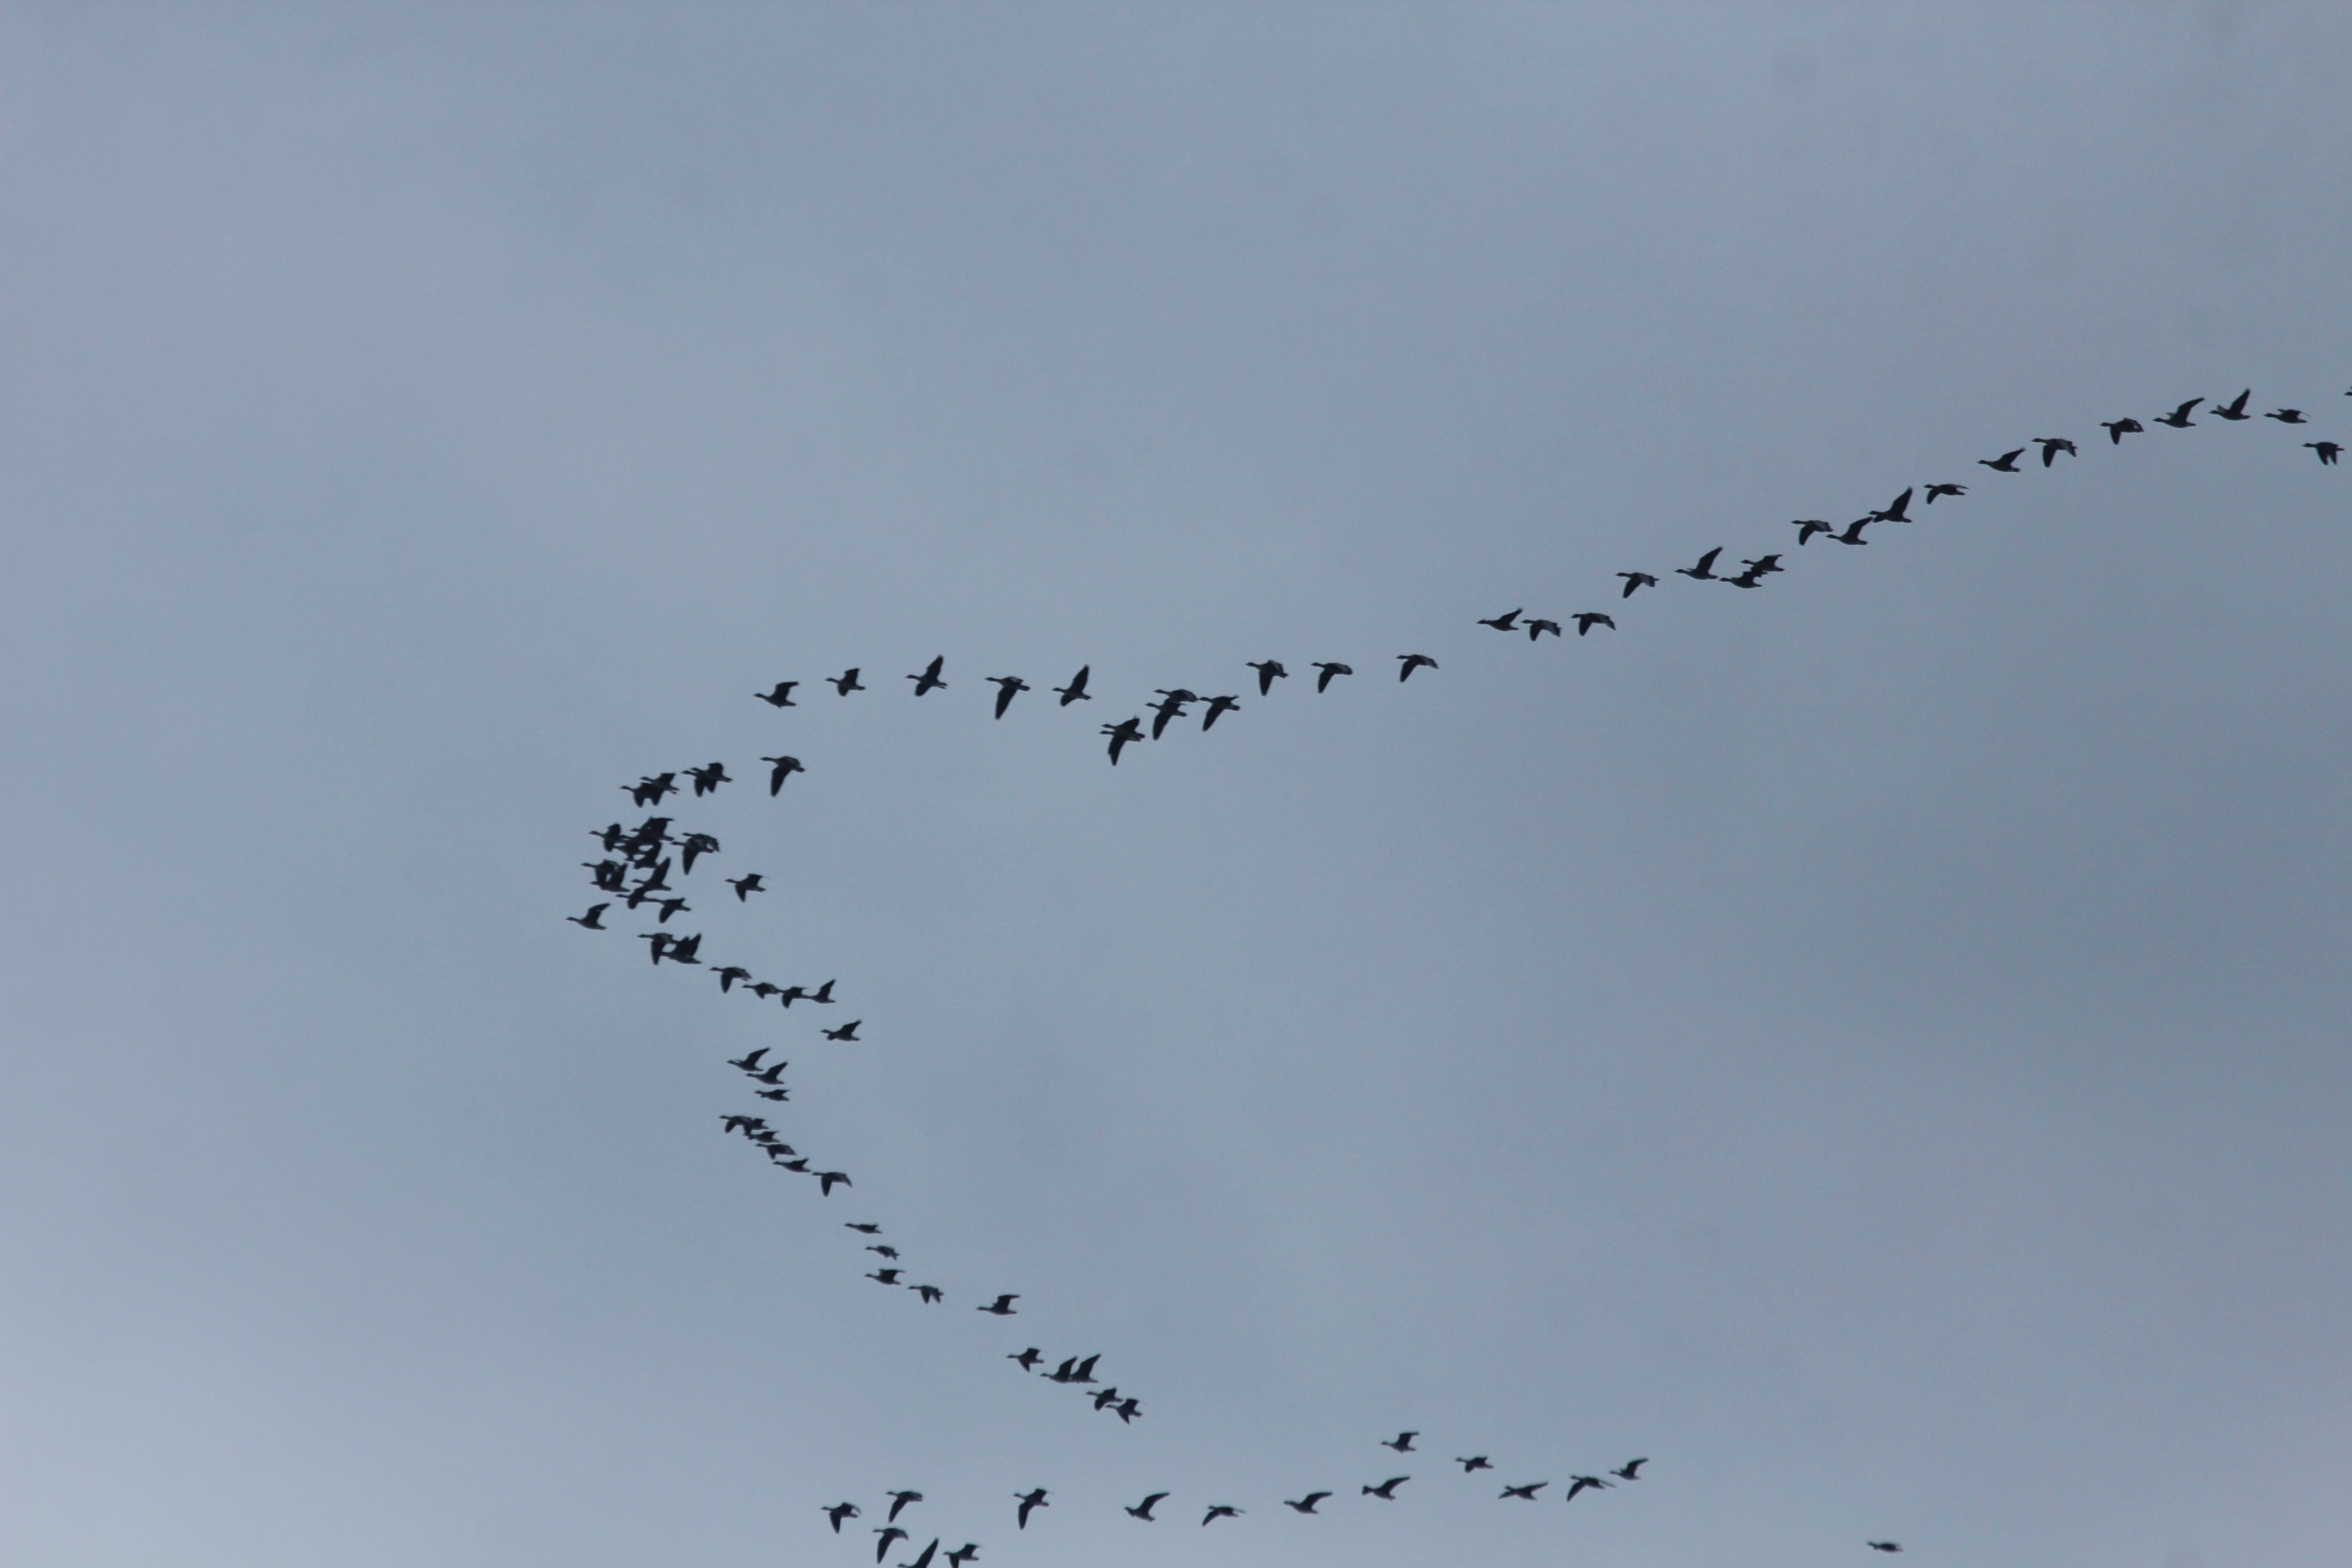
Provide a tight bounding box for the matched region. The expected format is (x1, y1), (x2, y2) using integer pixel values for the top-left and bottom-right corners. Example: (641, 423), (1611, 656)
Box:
(830, 668), (865, 695)
(568, 904), (608, 929)
(988, 676), (1029, 718)
(1396, 653), (1437, 681)
(1313, 662), (1352, 691)
(1676, 548), (1723, 580)
(1478, 608), (1523, 632)
(1054, 666), (1092, 704)
(2309, 441), (2342, 465)
(1363, 1476), (1410, 1499)
(1284, 1493), (1331, 1514)
(1574, 612), (1616, 635)
(1247, 660), (1287, 694)
(907, 657), (947, 695)
(1619, 571), (1659, 595)
(1015, 1489), (1048, 1529)
(1125, 1493), (1167, 1521)
(1978, 448), (2025, 471)
(2214, 388), (2253, 420)
(2155, 398), (2202, 428)
(761, 755), (804, 795)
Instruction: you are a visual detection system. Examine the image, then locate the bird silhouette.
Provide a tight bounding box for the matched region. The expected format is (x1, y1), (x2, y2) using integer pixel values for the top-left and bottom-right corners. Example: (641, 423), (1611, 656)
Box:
(1397, 654), (1437, 681)
(988, 676), (1029, 718)
(1499, 1482), (1547, 1499)
(1090, 1387), (1122, 1411)
(761, 756), (804, 795)
(652, 897), (689, 923)
(907, 657), (946, 695)
(1792, 518), (1834, 545)
(1015, 1489), (1048, 1529)
(2155, 398), (2202, 428)
(867, 1268), (902, 1286)
(1247, 660), (1288, 694)
(1833, 517), (1872, 545)
(1382, 1431), (1417, 1452)
(1102, 717), (1143, 764)
(1114, 1396), (1141, 1422)
(1978, 448), (2025, 471)
(1054, 666), (1093, 704)
(678, 831), (720, 873)
(829, 668), (865, 695)
(1457, 1455), (1492, 1472)
(1573, 612), (1616, 635)
(1201, 1504), (1242, 1526)
(1675, 547), (1723, 580)
(2267, 407), (2306, 423)
(887, 1492), (923, 1523)
(825, 1501), (861, 1533)
(2213, 388), (2253, 420)
(1872, 486), (1914, 522)
(2309, 441), (2342, 465)
(1008, 1348), (1042, 1371)
(1363, 1476), (1410, 1499)
(714, 965), (750, 993)
(943, 1547), (977, 1568)
(1200, 694), (1240, 730)
(1618, 571), (1659, 596)
(824, 1021), (862, 1041)
(1148, 691), (1195, 739)
(818, 1170), (852, 1196)
(727, 873), (764, 901)
(810, 979), (837, 1003)
(1563, 1475), (1614, 1501)
(897, 1541), (938, 1568)
(1313, 662), (1353, 691)
(568, 904), (608, 929)
(1612, 1458), (1648, 1480)
(977, 1294), (1019, 1315)
(756, 682), (798, 707)
(1526, 617), (1562, 639)
(1125, 1493), (1168, 1521)
(1478, 608), (1524, 632)
(865, 1245), (898, 1259)
(1923, 483), (1966, 502)
(2035, 436), (2078, 466)
(845, 1222), (882, 1234)
(1284, 1493), (1332, 1514)
(2102, 417), (2144, 443)
(752, 1060), (789, 1084)
(1867, 1544), (1902, 1554)
(686, 762), (730, 796)
(872, 1526), (907, 1563)
(912, 1284), (944, 1303)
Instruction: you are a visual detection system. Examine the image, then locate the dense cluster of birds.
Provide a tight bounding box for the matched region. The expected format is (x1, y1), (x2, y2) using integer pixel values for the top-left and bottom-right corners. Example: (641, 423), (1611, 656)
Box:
(568, 381), (2342, 1563)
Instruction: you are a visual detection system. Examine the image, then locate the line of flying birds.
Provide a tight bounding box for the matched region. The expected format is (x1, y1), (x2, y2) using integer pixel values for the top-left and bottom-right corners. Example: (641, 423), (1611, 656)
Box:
(568, 381), (2342, 1566)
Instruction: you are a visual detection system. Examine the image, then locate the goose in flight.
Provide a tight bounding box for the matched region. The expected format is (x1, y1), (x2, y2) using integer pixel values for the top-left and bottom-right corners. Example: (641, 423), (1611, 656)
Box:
(1611, 1458), (1648, 1480)
(867, 1268), (902, 1286)
(1977, 448), (2025, 471)
(678, 831), (720, 873)
(1923, 482), (1965, 502)
(818, 1170), (852, 1196)
(1148, 691), (1196, 739)
(912, 1285), (944, 1303)
(872, 1527), (907, 1563)
(714, 965), (750, 993)
(1247, 659), (1288, 694)
(1477, 608), (1524, 632)
(1871, 486), (1914, 523)
(829, 668), (865, 695)
(652, 898), (689, 924)
(1113, 1396), (1140, 1422)
(1743, 554), (1784, 576)
(1102, 717), (1144, 764)
(2267, 407), (2307, 423)
(1618, 570), (1659, 595)
(824, 1021), (862, 1041)
(1284, 1493), (1332, 1514)
(567, 904), (608, 929)
(1382, 1431), (1417, 1452)
(1563, 1475), (1614, 1501)
(583, 859), (625, 892)
(865, 1245), (898, 1259)
(774, 985), (808, 1007)
(1499, 1482), (1548, 1499)
(1792, 518), (1834, 545)
(824, 1501), (860, 1533)
(1833, 517), (1872, 545)
(624, 772), (677, 807)
(1200, 694), (1240, 730)
(752, 1059), (789, 1084)
(1054, 666), (1092, 704)
(756, 682), (798, 708)
(1201, 1504), (1242, 1526)
(1089, 1387), (1122, 1411)
(943, 1548), (978, 1568)
(1124, 1493), (1168, 1521)
(1362, 1477), (1410, 1499)
(845, 1222), (882, 1234)
(1675, 547), (1723, 580)
(753, 1086), (790, 1102)
(1015, 1489), (1049, 1529)
(886, 1492), (924, 1523)
(977, 1294), (1019, 1315)
(1723, 565), (1767, 588)
(1867, 1544), (1902, 1553)
(1526, 617), (1562, 640)
(1457, 1456), (1492, 1472)
(897, 1542), (938, 1568)
(1573, 612), (1616, 635)
(760, 756), (804, 795)
(2154, 397), (2202, 427)
(686, 762), (730, 796)
(1008, 1348), (1042, 1371)
(2101, 417), (2144, 443)
(907, 657), (946, 695)
(2213, 388), (2253, 420)
(2035, 436), (2078, 466)
(2309, 441), (2342, 465)
(772, 1154), (810, 1171)
(637, 931), (673, 964)
(987, 676), (1029, 718)
(727, 873), (764, 901)
(720, 1112), (763, 1132)
(1313, 662), (1353, 691)
(1396, 653), (1437, 681)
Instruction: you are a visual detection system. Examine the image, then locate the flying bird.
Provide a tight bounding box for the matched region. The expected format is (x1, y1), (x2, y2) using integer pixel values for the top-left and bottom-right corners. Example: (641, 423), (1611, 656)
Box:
(1500, 1482), (1548, 1499)
(872, 1527), (907, 1563)
(907, 657), (946, 695)
(824, 1021), (863, 1041)
(1246, 660), (1288, 694)
(1113, 1397), (1140, 1423)
(1382, 1431), (1417, 1452)
(829, 668), (865, 695)
(845, 1222), (882, 1234)
(1396, 653), (1437, 681)
(1201, 1505), (1242, 1526)
(1833, 517), (1872, 545)
(1978, 448), (2025, 471)
(2035, 436), (2078, 466)
(825, 1502), (861, 1533)
(1867, 1544), (1903, 1554)
(756, 682), (798, 708)
(1612, 1458), (1648, 1480)
(987, 676), (1029, 718)
(867, 1268), (902, 1286)
(1676, 547), (1723, 580)
(686, 762), (730, 796)
(1477, 608), (1524, 632)
(652, 897), (689, 923)
(1054, 666), (1093, 704)
(1563, 1475), (1614, 1502)
(898, 1542), (938, 1568)
(2309, 441), (2342, 465)
(1573, 612), (1616, 635)
(978, 1294), (1019, 1315)
(818, 1170), (852, 1196)
(1015, 1489), (1048, 1529)
(1618, 570), (1659, 595)
(1200, 694), (1240, 730)
(677, 831), (719, 874)
(943, 1548), (978, 1568)
(1148, 690), (1195, 740)
(1090, 1387), (1122, 1411)
(2213, 388), (2253, 421)
(865, 1245), (898, 1259)
(887, 1492), (924, 1523)
(2154, 398), (2202, 428)
(1792, 518), (1834, 545)
(1285, 1493), (1332, 1514)
(1526, 617), (1562, 639)
(760, 756), (804, 795)
(2267, 407), (2306, 423)
(1457, 1455), (1491, 1471)
(567, 904), (608, 929)
(752, 1059), (789, 1084)
(1923, 483), (1966, 502)
(714, 965), (750, 993)
(1743, 554), (1784, 575)
(1008, 1348), (1042, 1371)
(727, 873), (764, 901)
(1313, 662), (1353, 691)
(809, 979), (837, 1004)
(1102, 717), (1144, 764)
(1125, 1493), (1168, 1521)
(912, 1285), (944, 1303)
(2102, 417), (2144, 443)
(1871, 486), (1914, 522)
(1363, 1477), (1410, 1499)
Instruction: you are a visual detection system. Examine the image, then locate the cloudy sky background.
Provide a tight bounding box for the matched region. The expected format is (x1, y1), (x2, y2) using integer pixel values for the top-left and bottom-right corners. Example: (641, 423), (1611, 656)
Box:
(3, 5), (2349, 1566)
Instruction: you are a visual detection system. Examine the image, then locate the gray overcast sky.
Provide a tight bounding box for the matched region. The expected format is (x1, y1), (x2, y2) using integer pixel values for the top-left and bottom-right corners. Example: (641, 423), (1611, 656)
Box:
(3, 5), (2348, 1567)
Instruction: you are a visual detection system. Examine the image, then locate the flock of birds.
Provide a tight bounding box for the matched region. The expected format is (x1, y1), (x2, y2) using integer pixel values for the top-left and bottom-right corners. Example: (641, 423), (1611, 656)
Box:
(567, 382), (2342, 1562)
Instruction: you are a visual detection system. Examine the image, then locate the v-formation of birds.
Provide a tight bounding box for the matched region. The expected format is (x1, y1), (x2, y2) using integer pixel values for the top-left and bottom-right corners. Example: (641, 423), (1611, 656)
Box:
(569, 383), (2341, 1563)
